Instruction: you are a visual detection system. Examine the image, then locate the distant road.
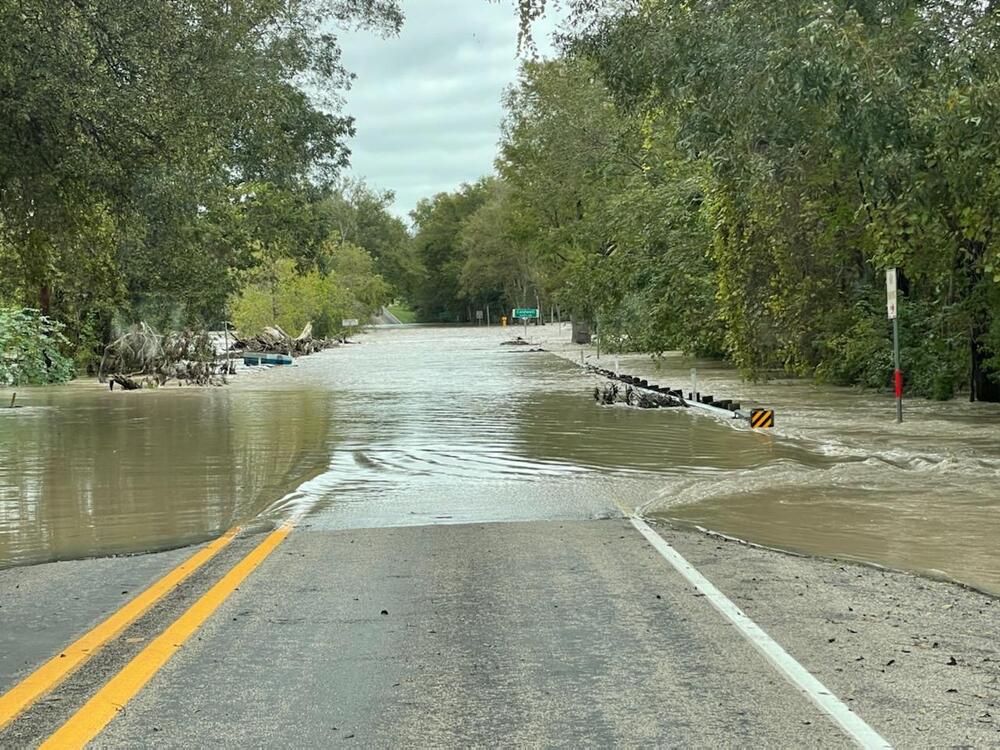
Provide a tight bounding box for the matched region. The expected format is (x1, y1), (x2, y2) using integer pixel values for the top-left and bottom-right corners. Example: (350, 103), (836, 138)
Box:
(372, 305), (404, 325)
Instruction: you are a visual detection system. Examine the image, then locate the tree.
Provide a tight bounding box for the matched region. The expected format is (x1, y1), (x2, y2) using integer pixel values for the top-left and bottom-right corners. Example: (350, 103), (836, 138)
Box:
(230, 238), (390, 340)
(497, 56), (719, 354)
(459, 182), (541, 314)
(318, 180), (417, 298)
(409, 179), (495, 322)
(571, 0), (1000, 397)
(0, 0), (403, 362)
(0, 308), (75, 386)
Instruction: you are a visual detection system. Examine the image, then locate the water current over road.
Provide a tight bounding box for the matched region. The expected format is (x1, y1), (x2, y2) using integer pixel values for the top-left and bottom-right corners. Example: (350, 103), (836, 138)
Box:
(2, 326), (998, 594)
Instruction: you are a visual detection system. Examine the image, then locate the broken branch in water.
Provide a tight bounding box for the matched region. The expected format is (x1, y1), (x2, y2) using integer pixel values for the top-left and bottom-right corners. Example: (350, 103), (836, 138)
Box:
(99, 320), (337, 391)
(100, 323), (226, 388)
(233, 322), (336, 356)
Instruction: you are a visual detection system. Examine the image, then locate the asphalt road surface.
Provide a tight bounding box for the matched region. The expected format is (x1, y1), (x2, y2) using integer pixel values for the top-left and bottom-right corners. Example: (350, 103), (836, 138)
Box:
(1, 517), (896, 748)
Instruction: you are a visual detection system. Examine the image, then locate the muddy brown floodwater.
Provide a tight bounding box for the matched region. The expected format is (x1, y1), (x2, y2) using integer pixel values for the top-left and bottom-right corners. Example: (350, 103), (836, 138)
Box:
(2, 326), (999, 595)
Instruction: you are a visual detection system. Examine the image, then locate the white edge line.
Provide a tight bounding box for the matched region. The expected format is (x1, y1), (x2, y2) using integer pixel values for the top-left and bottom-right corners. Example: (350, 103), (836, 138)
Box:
(629, 516), (892, 750)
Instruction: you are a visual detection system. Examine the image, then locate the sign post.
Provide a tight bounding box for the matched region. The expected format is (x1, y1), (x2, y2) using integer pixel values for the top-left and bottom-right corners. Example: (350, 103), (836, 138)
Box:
(342, 318), (359, 341)
(513, 308), (538, 339)
(886, 269), (902, 423)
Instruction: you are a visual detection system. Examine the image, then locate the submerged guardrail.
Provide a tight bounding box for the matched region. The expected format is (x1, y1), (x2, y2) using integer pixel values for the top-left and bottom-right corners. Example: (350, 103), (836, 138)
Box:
(584, 364), (774, 428)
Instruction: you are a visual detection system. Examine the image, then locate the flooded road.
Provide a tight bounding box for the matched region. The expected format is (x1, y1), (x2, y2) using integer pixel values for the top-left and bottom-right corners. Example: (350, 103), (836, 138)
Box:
(2, 326), (999, 595)
(548, 338), (1000, 595)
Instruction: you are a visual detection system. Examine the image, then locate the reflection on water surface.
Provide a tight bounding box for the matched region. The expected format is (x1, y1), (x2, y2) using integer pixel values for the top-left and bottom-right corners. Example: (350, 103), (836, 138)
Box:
(1, 383), (332, 567)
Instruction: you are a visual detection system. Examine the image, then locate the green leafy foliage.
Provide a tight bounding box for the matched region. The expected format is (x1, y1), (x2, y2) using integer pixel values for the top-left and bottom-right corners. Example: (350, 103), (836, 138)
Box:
(319, 181), (418, 298)
(230, 241), (390, 340)
(409, 179), (497, 322)
(0, 308), (75, 386)
(562, 0), (1000, 399)
(410, 2), (1000, 400)
(411, 56), (721, 354)
(0, 0), (404, 370)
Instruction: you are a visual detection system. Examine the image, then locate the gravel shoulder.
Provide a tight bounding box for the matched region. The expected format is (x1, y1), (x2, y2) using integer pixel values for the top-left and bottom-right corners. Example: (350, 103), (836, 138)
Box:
(658, 520), (1000, 746)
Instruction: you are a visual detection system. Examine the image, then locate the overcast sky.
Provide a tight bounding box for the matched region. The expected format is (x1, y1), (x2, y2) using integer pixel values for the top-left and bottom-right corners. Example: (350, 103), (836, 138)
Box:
(336, 1), (558, 219)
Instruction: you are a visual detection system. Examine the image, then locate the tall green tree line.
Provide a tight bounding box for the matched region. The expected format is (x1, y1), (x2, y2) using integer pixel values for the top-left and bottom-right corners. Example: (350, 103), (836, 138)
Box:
(415, 0), (1000, 400)
(0, 0), (406, 368)
(582, 0), (1000, 400)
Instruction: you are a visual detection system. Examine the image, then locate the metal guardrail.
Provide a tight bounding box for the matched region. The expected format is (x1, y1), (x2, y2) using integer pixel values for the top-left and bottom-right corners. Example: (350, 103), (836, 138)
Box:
(583, 364), (773, 426)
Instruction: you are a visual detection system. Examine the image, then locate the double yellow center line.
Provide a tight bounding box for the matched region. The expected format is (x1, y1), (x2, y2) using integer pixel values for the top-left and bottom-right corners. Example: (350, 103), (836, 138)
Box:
(0, 524), (291, 748)
(0, 529), (238, 731)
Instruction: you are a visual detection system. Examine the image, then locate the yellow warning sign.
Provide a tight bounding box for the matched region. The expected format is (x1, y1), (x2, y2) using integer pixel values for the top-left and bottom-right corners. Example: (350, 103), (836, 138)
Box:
(750, 409), (775, 429)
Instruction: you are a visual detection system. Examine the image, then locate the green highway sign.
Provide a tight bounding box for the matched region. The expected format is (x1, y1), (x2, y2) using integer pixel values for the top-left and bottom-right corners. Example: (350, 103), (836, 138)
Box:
(513, 308), (539, 319)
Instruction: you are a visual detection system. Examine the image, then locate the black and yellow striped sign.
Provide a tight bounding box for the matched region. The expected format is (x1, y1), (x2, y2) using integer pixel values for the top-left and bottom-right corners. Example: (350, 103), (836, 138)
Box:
(750, 409), (775, 429)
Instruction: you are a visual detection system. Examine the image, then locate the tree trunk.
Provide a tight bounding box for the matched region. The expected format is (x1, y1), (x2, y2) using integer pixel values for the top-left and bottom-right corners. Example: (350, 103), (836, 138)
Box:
(970, 321), (1000, 402)
(962, 238), (1000, 402)
(39, 284), (51, 315)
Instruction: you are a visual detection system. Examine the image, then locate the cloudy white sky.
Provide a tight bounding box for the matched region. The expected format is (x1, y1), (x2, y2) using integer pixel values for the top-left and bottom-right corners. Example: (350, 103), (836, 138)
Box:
(336, 1), (558, 218)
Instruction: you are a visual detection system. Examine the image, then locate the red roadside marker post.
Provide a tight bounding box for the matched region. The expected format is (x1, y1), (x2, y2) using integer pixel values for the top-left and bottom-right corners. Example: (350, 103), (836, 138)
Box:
(887, 268), (903, 423)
